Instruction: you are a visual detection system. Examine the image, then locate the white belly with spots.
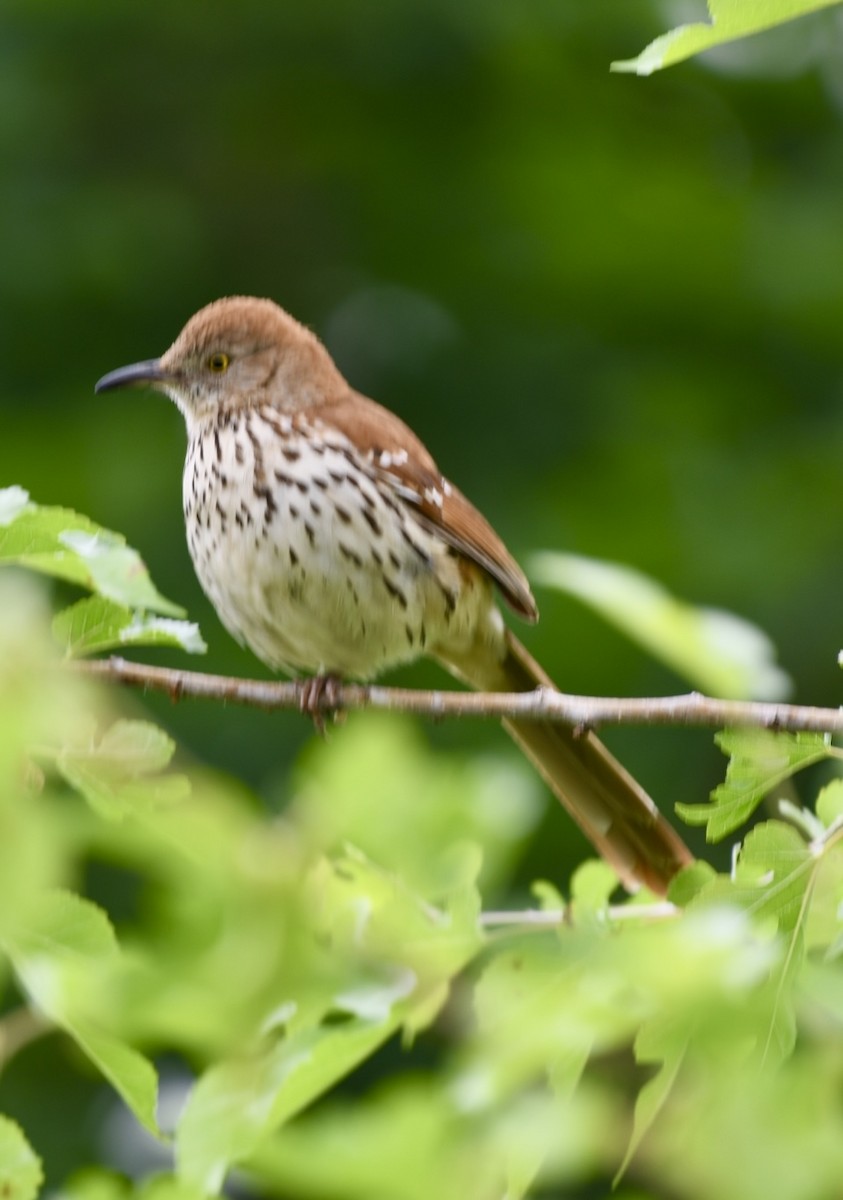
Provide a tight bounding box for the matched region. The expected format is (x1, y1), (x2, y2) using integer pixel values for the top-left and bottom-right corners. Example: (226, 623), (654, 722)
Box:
(181, 407), (494, 678)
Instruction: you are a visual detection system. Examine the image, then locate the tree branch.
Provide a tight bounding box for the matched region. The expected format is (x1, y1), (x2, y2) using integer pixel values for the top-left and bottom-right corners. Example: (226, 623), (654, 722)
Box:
(72, 656), (843, 734)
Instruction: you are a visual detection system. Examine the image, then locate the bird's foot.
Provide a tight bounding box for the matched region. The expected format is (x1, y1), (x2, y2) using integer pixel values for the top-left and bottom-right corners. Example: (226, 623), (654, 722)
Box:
(297, 673), (344, 734)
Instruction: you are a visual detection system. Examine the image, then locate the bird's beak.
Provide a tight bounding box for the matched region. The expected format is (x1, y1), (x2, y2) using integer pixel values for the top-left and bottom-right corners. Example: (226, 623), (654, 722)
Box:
(94, 358), (172, 394)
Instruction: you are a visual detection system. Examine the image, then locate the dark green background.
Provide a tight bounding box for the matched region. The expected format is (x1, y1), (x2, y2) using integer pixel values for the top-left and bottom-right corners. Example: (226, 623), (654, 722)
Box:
(5, 1), (843, 860)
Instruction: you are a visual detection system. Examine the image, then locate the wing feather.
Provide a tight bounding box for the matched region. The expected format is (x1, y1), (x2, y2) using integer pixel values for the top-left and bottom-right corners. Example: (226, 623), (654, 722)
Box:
(311, 392), (538, 621)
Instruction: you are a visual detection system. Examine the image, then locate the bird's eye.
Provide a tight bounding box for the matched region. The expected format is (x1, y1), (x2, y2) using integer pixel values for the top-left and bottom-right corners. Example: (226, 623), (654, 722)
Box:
(207, 352), (230, 373)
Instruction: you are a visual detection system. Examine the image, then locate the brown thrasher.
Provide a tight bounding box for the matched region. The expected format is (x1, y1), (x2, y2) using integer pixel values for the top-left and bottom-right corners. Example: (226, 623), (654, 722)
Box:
(95, 296), (692, 893)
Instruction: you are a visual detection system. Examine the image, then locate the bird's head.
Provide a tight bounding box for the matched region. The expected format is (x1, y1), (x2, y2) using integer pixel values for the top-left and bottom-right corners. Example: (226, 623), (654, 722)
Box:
(95, 296), (343, 423)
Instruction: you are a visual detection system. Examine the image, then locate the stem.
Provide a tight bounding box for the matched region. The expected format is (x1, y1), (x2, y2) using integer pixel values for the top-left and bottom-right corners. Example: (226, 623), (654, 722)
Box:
(479, 902), (680, 929)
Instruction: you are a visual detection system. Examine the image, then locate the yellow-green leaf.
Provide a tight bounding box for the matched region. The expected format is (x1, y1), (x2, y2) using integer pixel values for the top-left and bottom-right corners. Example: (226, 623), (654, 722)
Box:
(0, 1117), (43, 1200)
(531, 552), (788, 700)
(612, 0), (841, 76)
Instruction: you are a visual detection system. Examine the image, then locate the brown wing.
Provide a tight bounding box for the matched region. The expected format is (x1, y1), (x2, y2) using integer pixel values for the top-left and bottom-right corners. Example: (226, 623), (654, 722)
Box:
(312, 391), (538, 622)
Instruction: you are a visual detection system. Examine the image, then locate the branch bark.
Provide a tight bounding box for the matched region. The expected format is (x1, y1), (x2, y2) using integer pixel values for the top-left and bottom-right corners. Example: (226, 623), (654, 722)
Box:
(73, 656), (843, 734)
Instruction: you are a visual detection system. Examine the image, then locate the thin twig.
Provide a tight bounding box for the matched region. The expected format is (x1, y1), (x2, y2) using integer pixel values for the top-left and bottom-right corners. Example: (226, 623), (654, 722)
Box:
(71, 656), (843, 734)
(479, 901), (679, 929)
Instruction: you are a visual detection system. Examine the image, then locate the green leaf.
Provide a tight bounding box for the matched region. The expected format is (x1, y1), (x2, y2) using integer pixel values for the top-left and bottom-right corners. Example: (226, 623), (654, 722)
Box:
(496, 1089), (581, 1200)
(58, 1167), (131, 1200)
(56, 719), (190, 820)
(251, 1075), (611, 1200)
(72, 1022), (160, 1136)
(0, 1117), (43, 1200)
(570, 859), (618, 910)
(667, 860), (717, 907)
(177, 847), (482, 1191)
(138, 1176), (208, 1200)
(690, 822), (816, 1063)
(816, 779), (843, 829)
(292, 714), (541, 896)
(531, 879), (567, 913)
(469, 903), (777, 1115)
(11, 888), (119, 959)
(0, 489), (183, 616)
(530, 552), (788, 699)
(644, 1050), (843, 1199)
(616, 1023), (686, 1184)
(177, 1016), (406, 1193)
(676, 728), (833, 840)
(611, 0), (841, 76)
(63, 1172), (204, 1200)
(5, 891), (159, 1134)
(805, 837), (843, 955)
(712, 821), (813, 932)
(0, 487), (31, 526)
(52, 596), (205, 658)
(470, 935), (614, 1103)
(305, 848), (481, 1009)
(249, 1078), (482, 1200)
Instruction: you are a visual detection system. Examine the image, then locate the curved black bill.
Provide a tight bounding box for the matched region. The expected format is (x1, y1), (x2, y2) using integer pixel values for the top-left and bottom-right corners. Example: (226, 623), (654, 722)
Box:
(94, 358), (169, 394)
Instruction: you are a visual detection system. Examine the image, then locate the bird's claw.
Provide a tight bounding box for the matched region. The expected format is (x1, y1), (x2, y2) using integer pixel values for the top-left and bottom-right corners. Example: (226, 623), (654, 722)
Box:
(297, 673), (344, 734)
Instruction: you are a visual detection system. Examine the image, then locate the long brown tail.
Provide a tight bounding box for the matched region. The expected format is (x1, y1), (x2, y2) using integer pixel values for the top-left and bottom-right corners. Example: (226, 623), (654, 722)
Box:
(440, 630), (693, 895)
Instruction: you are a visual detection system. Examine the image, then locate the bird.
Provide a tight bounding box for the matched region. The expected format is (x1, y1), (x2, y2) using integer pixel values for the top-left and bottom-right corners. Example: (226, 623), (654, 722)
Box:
(95, 296), (693, 894)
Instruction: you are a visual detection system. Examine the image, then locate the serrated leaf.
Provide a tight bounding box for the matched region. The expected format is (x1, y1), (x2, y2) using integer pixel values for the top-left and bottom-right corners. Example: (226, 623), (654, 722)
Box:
(5, 891), (159, 1135)
(56, 719), (189, 820)
(689, 822), (815, 1063)
(0, 1116), (43, 1200)
(120, 613), (205, 655)
(611, 0), (840, 76)
(11, 888), (118, 960)
(530, 552), (788, 699)
(0, 494), (183, 615)
(62, 760), (191, 820)
(59, 529), (182, 615)
(703, 822), (813, 932)
(0, 486), (31, 526)
(667, 860), (717, 907)
(52, 596), (205, 658)
(677, 728), (833, 840)
(97, 720), (177, 773)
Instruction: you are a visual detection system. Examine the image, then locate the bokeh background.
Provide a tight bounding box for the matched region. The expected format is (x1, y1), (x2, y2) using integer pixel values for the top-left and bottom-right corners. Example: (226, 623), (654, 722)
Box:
(6, 2), (843, 929)
(7, 0), (843, 1188)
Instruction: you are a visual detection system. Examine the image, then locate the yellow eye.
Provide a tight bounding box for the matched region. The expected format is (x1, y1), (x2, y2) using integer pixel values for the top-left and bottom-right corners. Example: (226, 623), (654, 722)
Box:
(207, 352), (230, 373)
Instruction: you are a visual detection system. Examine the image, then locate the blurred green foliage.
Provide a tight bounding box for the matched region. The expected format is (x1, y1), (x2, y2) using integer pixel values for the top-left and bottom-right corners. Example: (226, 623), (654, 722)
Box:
(4, 1), (843, 1194)
(2, 518), (843, 1199)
